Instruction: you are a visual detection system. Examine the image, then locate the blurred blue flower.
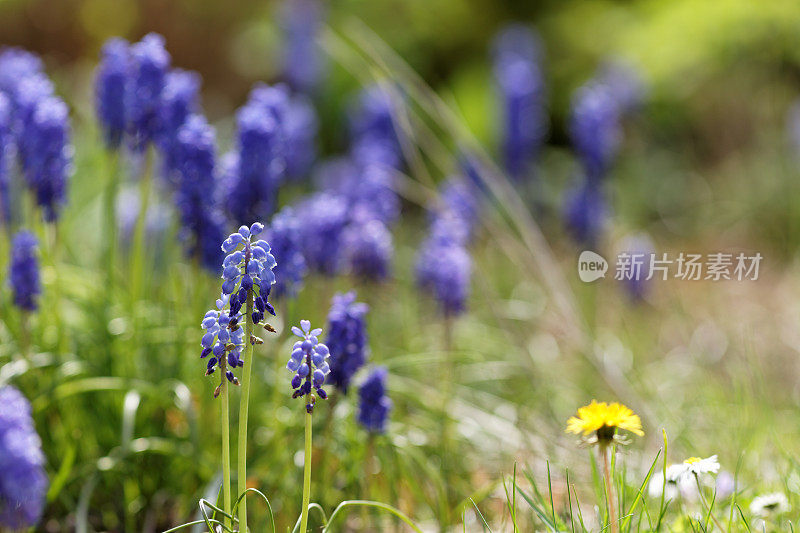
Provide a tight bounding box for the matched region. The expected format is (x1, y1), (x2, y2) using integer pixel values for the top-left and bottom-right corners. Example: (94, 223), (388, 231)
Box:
(357, 366), (392, 434)
(281, 0), (325, 93)
(21, 96), (73, 222)
(201, 293), (245, 389)
(173, 114), (226, 271)
(287, 320), (330, 412)
(0, 48), (43, 105)
(342, 217), (393, 281)
(349, 84), (403, 169)
(225, 101), (283, 225)
(265, 206), (307, 299)
(321, 162), (399, 226)
(94, 38), (130, 149)
(13, 74), (54, 168)
(0, 94), (11, 223)
(569, 81), (620, 182)
(563, 179), (606, 246)
(284, 94), (318, 180)
(159, 69), (201, 181)
(416, 229), (472, 316)
(597, 59), (645, 116)
(0, 386), (47, 530)
(297, 192), (348, 275)
(220, 223), (277, 327)
(127, 33), (170, 152)
(617, 233), (654, 301)
(8, 230), (40, 312)
(492, 25), (547, 181)
(438, 176), (480, 238)
(325, 291), (369, 395)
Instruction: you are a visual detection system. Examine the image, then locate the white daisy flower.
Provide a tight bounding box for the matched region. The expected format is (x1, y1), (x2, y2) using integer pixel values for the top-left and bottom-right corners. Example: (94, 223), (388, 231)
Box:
(750, 492), (790, 517)
(682, 455), (720, 476)
(648, 465), (697, 500)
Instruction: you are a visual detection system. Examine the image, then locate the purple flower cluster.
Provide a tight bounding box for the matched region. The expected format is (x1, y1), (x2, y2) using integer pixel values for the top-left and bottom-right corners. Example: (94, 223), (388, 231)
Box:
(296, 192), (349, 275)
(569, 81), (621, 183)
(284, 95), (318, 180)
(564, 61), (643, 245)
(341, 216), (393, 281)
(201, 293), (245, 389)
(126, 34), (171, 152)
(492, 25), (547, 181)
(281, 0), (325, 93)
(264, 207), (307, 299)
(287, 320), (331, 413)
(0, 386), (47, 530)
(173, 115), (227, 270)
(94, 38), (129, 149)
(0, 47), (73, 223)
(221, 223), (277, 324)
(416, 178), (476, 316)
(159, 69), (201, 180)
(357, 367), (392, 434)
(325, 292), (369, 394)
(224, 89), (284, 225)
(8, 231), (41, 312)
(349, 84), (403, 170)
(0, 94), (11, 223)
(563, 179), (606, 246)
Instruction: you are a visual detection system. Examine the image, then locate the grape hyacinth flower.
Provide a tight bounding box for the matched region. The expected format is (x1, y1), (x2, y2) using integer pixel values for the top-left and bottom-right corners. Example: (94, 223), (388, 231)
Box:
(325, 291), (369, 394)
(14, 74), (54, 174)
(219, 222), (277, 533)
(281, 0), (325, 93)
(297, 192), (348, 275)
(127, 33), (170, 152)
(341, 218), (393, 281)
(284, 95), (318, 180)
(22, 96), (73, 222)
(8, 231), (40, 312)
(220, 223), (277, 325)
(597, 59), (644, 116)
(173, 114), (226, 270)
(0, 48), (43, 102)
(0, 93), (11, 223)
(0, 386), (48, 530)
(563, 179), (606, 247)
(159, 69), (201, 180)
(349, 84), (403, 170)
(265, 206), (307, 299)
(201, 293), (245, 392)
(416, 224), (472, 317)
(225, 102), (283, 225)
(94, 38), (130, 149)
(569, 81), (621, 183)
(357, 366), (392, 434)
(438, 176), (480, 239)
(492, 25), (547, 181)
(287, 320), (330, 413)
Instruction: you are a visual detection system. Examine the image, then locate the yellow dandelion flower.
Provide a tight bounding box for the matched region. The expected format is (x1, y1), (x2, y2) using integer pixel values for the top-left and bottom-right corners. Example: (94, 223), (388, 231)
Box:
(565, 400), (643, 445)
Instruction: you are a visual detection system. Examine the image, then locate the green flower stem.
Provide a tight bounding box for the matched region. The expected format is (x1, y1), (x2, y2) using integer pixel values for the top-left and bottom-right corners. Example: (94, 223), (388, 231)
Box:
(130, 149), (153, 314)
(237, 289), (255, 532)
(299, 404), (313, 533)
(104, 150), (120, 293)
(600, 444), (619, 533)
(694, 473), (725, 531)
(221, 380), (232, 531)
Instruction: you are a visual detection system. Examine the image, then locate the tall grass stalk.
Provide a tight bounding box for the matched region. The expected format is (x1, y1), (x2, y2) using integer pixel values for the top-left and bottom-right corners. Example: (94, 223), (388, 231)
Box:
(237, 289), (255, 531)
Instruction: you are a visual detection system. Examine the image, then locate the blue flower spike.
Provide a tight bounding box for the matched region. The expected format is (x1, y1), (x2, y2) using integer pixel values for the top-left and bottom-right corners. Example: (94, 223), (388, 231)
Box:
(287, 320), (330, 413)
